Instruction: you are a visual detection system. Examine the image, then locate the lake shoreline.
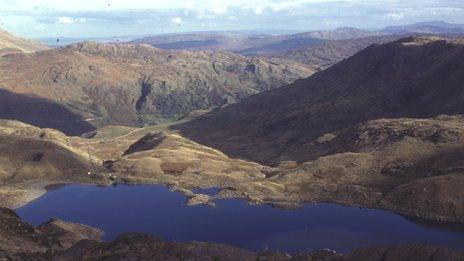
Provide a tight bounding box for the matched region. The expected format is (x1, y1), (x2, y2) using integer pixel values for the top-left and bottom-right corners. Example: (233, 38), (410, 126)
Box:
(15, 183), (464, 255)
(4, 177), (464, 226)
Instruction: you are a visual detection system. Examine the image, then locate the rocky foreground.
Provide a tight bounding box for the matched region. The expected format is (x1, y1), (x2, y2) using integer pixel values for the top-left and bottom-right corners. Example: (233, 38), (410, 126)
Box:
(1, 208), (463, 261)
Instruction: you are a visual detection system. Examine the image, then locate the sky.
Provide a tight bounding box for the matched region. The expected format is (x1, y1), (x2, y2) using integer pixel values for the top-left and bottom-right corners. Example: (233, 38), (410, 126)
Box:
(0, 0), (463, 38)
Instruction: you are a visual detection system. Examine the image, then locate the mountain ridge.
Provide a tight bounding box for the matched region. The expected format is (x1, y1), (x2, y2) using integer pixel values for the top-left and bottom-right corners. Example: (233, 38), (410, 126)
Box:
(0, 29), (48, 54)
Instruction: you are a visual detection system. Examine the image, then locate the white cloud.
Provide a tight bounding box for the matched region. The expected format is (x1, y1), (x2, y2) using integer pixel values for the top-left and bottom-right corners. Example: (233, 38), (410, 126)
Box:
(56, 16), (87, 24)
(209, 3), (228, 15)
(2, 0), (464, 38)
(2, 0), (463, 13)
(0, 0), (324, 13)
(384, 12), (404, 21)
(171, 16), (182, 25)
(184, 2), (195, 9)
(57, 16), (74, 24)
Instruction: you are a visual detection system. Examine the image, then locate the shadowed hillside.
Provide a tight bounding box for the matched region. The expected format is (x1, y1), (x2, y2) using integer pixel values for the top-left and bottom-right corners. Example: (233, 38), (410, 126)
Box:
(175, 37), (464, 165)
(0, 90), (95, 136)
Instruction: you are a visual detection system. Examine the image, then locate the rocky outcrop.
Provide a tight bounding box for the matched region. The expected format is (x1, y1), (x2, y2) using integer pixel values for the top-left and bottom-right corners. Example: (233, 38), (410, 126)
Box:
(37, 218), (103, 250)
(0, 208), (102, 255)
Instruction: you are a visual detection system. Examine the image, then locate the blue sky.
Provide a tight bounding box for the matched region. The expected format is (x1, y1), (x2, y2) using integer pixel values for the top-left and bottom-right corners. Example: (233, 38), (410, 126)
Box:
(1, 0), (463, 38)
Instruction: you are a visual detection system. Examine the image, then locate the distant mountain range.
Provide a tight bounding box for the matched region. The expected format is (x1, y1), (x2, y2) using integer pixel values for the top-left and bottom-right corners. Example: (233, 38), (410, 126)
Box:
(131, 28), (384, 55)
(131, 21), (464, 55)
(25, 21), (464, 52)
(382, 21), (464, 34)
(38, 35), (148, 47)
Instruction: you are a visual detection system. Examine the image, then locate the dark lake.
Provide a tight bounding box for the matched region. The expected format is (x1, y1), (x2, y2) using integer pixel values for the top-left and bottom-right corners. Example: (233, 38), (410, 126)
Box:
(16, 184), (464, 254)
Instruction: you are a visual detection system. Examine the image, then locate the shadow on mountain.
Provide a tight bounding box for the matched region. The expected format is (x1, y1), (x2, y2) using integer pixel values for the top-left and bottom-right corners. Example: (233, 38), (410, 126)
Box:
(0, 89), (96, 136)
(172, 37), (464, 165)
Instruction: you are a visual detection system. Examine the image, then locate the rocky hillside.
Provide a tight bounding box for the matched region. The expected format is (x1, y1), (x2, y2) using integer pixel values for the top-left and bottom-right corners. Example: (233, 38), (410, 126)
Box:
(0, 29), (48, 54)
(176, 36), (464, 164)
(0, 208), (102, 256)
(275, 116), (464, 222)
(0, 40), (312, 135)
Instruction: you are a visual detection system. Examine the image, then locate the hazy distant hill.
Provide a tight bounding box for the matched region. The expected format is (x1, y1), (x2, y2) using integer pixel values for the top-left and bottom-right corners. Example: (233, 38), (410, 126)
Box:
(133, 21), (464, 57)
(382, 21), (464, 35)
(292, 27), (383, 40)
(131, 27), (382, 55)
(131, 32), (285, 53)
(38, 35), (147, 47)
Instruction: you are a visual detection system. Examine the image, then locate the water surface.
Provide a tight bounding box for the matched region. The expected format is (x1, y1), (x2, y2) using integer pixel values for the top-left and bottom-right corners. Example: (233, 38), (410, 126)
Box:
(16, 184), (464, 254)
